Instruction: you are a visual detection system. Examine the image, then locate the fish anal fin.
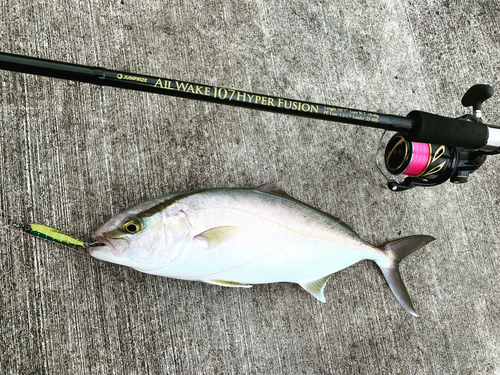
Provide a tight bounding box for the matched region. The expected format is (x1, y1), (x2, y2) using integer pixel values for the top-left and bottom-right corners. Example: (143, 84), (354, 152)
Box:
(194, 226), (239, 248)
(208, 279), (252, 288)
(299, 274), (332, 303)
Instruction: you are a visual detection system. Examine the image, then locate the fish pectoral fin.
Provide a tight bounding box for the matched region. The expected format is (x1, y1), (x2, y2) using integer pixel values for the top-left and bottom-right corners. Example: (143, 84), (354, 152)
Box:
(299, 274), (333, 303)
(194, 226), (240, 248)
(207, 279), (252, 288)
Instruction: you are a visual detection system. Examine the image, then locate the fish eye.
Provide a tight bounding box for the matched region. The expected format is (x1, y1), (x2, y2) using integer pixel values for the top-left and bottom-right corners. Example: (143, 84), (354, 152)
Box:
(122, 217), (143, 234)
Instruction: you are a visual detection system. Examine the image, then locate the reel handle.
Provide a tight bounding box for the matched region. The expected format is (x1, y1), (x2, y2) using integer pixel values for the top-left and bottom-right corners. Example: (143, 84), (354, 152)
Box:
(461, 84), (494, 120)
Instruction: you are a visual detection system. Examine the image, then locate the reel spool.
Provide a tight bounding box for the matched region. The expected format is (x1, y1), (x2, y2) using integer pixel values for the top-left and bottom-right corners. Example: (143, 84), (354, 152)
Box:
(384, 134), (486, 191)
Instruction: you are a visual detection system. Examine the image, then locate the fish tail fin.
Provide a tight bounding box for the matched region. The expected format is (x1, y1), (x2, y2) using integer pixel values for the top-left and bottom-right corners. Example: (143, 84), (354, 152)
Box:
(375, 235), (435, 317)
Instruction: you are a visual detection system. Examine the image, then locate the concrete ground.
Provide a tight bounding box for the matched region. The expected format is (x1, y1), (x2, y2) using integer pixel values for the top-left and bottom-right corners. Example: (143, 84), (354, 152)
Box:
(1, 1), (499, 374)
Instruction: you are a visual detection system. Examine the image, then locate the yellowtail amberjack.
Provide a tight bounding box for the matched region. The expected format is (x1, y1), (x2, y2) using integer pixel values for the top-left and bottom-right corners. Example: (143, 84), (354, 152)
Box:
(90, 183), (434, 316)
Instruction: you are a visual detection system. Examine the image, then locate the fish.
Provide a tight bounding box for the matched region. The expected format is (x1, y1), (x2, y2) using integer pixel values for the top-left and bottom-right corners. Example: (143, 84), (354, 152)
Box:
(90, 182), (434, 316)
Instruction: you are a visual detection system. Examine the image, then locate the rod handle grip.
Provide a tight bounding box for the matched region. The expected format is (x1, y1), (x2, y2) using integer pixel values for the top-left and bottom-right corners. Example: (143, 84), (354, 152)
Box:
(407, 110), (488, 149)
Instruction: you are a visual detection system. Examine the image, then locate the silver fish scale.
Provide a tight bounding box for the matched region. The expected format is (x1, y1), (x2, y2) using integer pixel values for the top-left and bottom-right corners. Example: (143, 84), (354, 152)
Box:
(167, 188), (380, 257)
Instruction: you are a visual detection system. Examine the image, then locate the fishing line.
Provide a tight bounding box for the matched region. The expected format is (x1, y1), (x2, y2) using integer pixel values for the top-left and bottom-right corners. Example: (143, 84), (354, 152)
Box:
(170, 189), (393, 279)
(403, 142), (431, 176)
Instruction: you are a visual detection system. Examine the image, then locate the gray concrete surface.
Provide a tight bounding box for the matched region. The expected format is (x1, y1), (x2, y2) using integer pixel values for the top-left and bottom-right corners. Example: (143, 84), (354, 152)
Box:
(1, 1), (499, 374)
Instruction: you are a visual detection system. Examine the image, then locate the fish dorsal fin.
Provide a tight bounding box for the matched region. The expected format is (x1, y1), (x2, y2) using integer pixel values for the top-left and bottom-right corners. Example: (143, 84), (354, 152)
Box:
(257, 182), (357, 234)
(299, 274), (332, 303)
(207, 279), (252, 288)
(194, 226), (239, 248)
(256, 182), (294, 200)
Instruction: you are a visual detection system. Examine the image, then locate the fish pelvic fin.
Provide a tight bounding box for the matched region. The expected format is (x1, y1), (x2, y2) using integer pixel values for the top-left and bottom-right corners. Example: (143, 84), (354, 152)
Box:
(299, 274), (332, 303)
(376, 235), (435, 317)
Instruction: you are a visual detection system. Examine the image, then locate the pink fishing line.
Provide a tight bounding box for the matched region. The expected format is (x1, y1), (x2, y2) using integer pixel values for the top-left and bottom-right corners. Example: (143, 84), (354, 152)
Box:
(404, 142), (430, 176)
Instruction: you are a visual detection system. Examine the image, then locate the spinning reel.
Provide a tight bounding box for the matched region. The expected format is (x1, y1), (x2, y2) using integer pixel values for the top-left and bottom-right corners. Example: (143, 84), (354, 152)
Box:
(385, 84), (498, 191)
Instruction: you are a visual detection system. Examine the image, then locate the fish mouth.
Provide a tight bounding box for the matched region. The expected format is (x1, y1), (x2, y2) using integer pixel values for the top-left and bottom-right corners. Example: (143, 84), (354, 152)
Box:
(87, 240), (106, 248)
(88, 233), (119, 257)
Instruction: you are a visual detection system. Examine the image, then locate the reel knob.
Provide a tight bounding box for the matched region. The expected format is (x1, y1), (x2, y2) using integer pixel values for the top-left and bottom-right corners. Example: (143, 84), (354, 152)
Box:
(461, 84), (494, 121)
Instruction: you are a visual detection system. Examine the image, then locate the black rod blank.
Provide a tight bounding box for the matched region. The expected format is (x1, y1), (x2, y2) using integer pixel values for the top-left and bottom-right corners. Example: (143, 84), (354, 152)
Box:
(0, 52), (413, 132)
(0, 52), (493, 150)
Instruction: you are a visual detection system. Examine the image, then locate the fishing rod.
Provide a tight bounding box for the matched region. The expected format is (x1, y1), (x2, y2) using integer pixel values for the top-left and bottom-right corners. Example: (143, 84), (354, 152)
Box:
(0, 51), (499, 191)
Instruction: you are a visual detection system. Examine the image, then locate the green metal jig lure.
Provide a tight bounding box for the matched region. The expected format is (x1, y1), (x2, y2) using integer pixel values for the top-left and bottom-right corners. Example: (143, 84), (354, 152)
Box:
(21, 223), (86, 247)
